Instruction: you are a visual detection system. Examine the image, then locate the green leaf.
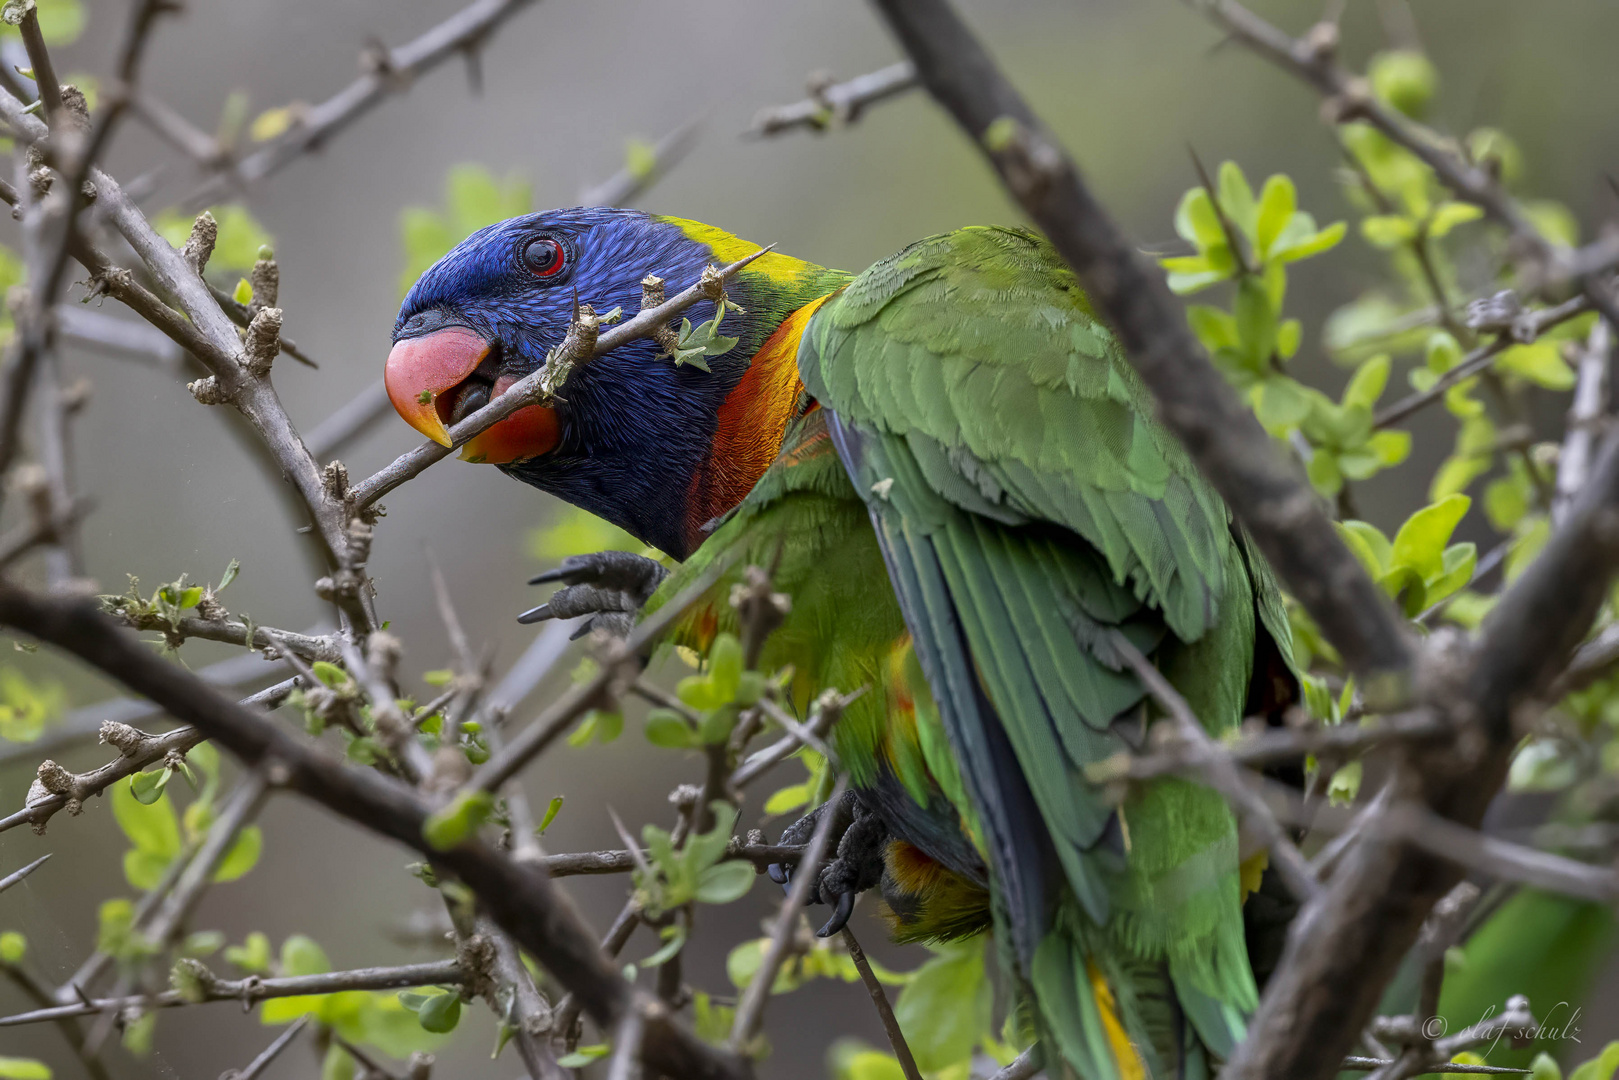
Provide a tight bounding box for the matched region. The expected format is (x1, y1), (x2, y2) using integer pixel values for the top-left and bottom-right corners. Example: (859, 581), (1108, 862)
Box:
(1527, 199), (1580, 249)
(1379, 565), (1427, 617)
(558, 1046), (609, 1069)
(1428, 201), (1483, 238)
(1426, 543), (1477, 607)
(846, 1052), (906, 1080)
(232, 278), (253, 305)
(642, 925), (686, 967)
(1306, 449), (1343, 496)
(893, 940), (991, 1072)
(1272, 218), (1345, 262)
(1426, 331), (1463, 373)
(1530, 1052), (1564, 1080)
(707, 633), (743, 700)
(1360, 215), (1416, 249)
(421, 669), (453, 687)
(112, 778), (181, 857)
(1496, 340), (1575, 390)
(310, 661), (348, 689)
(1174, 187), (1226, 250)
(217, 558), (240, 592)
(417, 991), (462, 1033)
(129, 767), (173, 805)
(212, 826), (262, 882)
(1217, 160), (1257, 239)
(1430, 452), (1492, 501)
(644, 709), (696, 749)
(1390, 495), (1471, 579)
(537, 796), (563, 835)
(1336, 520), (1391, 577)
(1327, 759), (1363, 805)
(1275, 318), (1301, 360)
(676, 674), (725, 712)
(321, 1044), (354, 1080)
(96, 899), (135, 956)
(1342, 355), (1391, 410)
(281, 935), (331, 977)
(1368, 430), (1411, 467)
(1368, 49), (1437, 118)
(0, 1058), (52, 1080)
(1233, 278), (1276, 368)
(1569, 1041), (1619, 1080)
(694, 861), (755, 905)
(698, 705), (737, 746)
(225, 931), (272, 973)
(763, 783), (809, 816)
(422, 790), (494, 851)
(1254, 378), (1311, 432)
(1255, 174), (1297, 257)
(1186, 304), (1238, 351)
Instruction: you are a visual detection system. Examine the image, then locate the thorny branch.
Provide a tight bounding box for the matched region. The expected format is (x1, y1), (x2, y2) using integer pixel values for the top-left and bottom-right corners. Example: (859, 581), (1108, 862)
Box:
(747, 62), (918, 138)
(0, 960), (467, 1028)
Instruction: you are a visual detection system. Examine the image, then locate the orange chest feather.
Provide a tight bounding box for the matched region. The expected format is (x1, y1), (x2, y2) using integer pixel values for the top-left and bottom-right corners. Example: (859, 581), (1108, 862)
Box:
(685, 294), (834, 541)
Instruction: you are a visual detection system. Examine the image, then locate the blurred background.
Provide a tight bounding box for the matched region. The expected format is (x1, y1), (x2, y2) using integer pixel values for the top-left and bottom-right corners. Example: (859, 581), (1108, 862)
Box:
(2, 0), (1619, 1075)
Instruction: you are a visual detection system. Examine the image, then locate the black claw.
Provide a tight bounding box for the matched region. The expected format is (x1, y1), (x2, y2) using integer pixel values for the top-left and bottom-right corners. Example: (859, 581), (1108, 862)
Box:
(766, 863), (788, 886)
(816, 891), (856, 938)
(516, 603), (553, 625)
(568, 621), (594, 641)
(528, 567), (568, 585)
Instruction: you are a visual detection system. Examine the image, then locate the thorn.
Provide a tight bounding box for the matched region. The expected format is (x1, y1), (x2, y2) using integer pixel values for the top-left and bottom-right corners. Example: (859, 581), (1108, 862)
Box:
(0, 853), (51, 896)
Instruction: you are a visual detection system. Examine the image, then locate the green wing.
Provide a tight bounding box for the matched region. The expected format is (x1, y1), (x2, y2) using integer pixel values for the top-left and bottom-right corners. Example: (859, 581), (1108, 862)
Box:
(798, 226), (1268, 1077)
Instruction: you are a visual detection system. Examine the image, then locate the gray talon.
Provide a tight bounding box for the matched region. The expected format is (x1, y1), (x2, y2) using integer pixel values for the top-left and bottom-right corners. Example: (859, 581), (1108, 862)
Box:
(521, 550), (668, 639)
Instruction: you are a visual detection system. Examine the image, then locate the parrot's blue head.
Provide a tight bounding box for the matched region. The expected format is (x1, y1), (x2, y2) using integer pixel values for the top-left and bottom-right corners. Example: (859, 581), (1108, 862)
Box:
(386, 207), (843, 558)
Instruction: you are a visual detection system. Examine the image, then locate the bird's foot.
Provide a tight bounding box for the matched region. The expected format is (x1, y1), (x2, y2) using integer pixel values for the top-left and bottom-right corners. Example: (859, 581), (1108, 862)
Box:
(518, 550), (668, 639)
(767, 788), (889, 938)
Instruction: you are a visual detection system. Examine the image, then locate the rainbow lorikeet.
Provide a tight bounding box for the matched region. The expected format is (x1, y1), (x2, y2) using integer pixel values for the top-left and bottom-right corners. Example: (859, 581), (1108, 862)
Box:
(386, 209), (1298, 1079)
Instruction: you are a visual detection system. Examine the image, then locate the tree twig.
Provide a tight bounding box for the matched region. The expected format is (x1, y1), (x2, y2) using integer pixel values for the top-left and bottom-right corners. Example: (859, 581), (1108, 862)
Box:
(0, 584), (751, 1080)
(840, 928), (923, 1080)
(747, 62), (917, 137)
(729, 773), (848, 1049)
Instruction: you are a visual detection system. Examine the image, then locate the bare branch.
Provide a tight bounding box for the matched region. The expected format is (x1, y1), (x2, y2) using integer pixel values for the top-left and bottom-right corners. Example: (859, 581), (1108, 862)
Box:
(747, 63), (917, 137)
(182, 0), (543, 207)
(729, 773), (848, 1049)
(1, 680), (297, 837)
(0, 585), (751, 1080)
(1554, 317), (1612, 524)
(581, 116), (704, 208)
(224, 1015), (311, 1080)
(0, 960), (465, 1028)
(1373, 294), (1591, 430)
(841, 928), (923, 1080)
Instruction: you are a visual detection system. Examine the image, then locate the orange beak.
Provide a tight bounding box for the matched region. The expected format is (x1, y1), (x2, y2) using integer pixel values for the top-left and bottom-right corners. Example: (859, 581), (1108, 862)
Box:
(385, 326), (490, 448)
(385, 327), (561, 465)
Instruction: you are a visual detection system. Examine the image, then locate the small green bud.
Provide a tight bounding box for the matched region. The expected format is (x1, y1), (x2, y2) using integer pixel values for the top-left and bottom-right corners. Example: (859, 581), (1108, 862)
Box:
(1368, 50), (1437, 118)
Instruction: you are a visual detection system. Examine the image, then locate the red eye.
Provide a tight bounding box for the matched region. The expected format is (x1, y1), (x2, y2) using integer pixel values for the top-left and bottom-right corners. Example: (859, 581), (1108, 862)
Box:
(523, 236), (565, 278)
